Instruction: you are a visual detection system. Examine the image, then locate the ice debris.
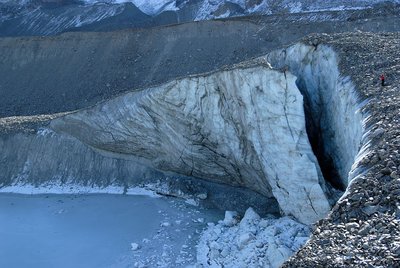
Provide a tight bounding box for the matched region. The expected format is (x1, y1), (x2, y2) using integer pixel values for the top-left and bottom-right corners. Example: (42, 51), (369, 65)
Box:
(196, 207), (311, 268)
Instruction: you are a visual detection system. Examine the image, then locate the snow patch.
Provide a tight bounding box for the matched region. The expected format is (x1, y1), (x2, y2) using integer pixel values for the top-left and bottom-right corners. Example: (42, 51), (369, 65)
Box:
(37, 127), (55, 137)
(194, 1), (219, 21)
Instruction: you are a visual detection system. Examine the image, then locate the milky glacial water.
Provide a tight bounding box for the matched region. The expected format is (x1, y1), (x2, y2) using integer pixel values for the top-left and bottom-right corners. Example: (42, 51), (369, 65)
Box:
(0, 193), (223, 268)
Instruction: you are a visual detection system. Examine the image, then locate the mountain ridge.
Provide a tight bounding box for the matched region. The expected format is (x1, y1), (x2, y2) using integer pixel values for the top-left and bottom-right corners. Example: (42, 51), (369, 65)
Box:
(1, 0), (400, 37)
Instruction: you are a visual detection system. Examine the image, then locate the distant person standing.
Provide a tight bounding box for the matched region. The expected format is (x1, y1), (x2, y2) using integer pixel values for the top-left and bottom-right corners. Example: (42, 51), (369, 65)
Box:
(380, 74), (385, 86)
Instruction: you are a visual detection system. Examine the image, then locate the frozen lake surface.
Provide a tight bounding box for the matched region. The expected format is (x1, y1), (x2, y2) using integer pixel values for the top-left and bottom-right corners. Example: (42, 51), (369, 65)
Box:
(0, 193), (223, 268)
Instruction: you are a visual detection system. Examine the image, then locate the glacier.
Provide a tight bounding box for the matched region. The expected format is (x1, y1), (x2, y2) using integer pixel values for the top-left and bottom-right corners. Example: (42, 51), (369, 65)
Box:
(50, 63), (331, 225)
(0, 40), (368, 267)
(193, 43), (366, 268)
(0, 42), (365, 227)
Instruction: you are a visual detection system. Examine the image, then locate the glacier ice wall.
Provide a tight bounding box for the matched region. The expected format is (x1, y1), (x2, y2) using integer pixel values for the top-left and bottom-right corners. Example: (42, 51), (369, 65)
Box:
(51, 65), (331, 224)
(0, 129), (163, 187)
(0, 42), (365, 226)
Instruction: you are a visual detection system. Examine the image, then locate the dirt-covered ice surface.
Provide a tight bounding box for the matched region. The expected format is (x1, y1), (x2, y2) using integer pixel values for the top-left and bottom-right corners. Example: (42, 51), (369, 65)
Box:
(0, 193), (223, 268)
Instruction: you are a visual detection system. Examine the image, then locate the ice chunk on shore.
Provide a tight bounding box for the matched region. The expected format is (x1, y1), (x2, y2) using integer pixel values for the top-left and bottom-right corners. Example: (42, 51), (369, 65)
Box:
(222, 211), (239, 227)
(131, 243), (140, 251)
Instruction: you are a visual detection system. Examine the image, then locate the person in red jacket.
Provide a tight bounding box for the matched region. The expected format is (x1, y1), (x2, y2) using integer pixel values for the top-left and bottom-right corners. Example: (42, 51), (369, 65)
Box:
(380, 74), (385, 86)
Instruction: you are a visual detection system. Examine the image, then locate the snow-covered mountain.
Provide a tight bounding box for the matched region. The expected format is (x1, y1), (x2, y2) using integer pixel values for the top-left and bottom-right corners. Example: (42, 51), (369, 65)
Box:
(78, 0), (400, 18)
(70, 0), (400, 17)
(1, 0), (399, 36)
(83, 0), (178, 16)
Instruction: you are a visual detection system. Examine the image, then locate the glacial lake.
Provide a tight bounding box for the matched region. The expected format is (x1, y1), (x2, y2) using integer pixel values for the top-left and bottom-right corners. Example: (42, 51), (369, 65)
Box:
(0, 193), (223, 268)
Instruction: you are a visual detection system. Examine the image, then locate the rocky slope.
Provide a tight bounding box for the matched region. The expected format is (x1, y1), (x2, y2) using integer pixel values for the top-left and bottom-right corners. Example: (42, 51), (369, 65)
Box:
(0, 20), (271, 117)
(2, 9), (400, 118)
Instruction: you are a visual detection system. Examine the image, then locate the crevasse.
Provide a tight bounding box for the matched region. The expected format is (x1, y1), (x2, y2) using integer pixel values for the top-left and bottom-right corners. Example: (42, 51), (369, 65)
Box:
(267, 43), (364, 190)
